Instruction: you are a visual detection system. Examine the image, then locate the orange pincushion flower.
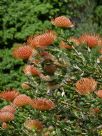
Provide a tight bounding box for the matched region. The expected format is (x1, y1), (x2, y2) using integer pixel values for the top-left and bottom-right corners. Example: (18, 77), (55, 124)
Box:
(13, 94), (32, 107)
(0, 90), (20, 101)
(27, 30), (56, 48)
(31, 98), (55, 110)
(23, 65), (41, 76)
(51, 16), (74, 28)
(24, 119), (43, 131)
(95, 90), (102, 98)
(79, 34), (99, 48)
(59, 41), (72, 49)
(75, 77), (97, 95)
(12, 45), (33, 60)
(0, 111), (14, 122)
(0, 105), (16, 114)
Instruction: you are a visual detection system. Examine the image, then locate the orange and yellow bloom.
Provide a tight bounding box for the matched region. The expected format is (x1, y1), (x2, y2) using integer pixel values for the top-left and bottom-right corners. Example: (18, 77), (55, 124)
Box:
(27, 30), (56, 48)
(13, 94), (32, 107)
(75, 77), (97, 95)
(24, 119), (43, 131)
(79, 34), (99, 48)
(31, 98), (55, 110)
(51, 16), (74, 28)
(0, 90), (20, 101)
(12, 45), (33, 60)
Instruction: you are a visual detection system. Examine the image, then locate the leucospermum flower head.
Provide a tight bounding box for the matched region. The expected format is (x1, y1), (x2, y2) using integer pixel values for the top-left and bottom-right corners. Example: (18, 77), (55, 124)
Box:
(24, 119), (43, 131)
(12, 45), (33, 60)
(27, 30), (57, 48)
(0, 90), (20, 101)
(23, 65), (41, 76)
(13, 94), (32, 107)
(75, 77), (97, 95)
(0, 111), (14, 122)
(0, 105), (16, 114)
(51, 16), (74, 28)
(31, 98), (55, 110)
(79, 34), (99, 48)
(95, 90), (102, 98)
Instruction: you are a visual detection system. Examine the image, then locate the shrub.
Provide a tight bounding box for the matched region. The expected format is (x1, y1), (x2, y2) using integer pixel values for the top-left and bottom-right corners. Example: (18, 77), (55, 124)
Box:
(0, 16), (102, 136)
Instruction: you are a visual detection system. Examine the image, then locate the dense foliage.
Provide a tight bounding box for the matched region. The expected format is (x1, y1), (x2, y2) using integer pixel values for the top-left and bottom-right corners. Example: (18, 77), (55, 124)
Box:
(0, 0), (102, 47)
(0, 15), (102, 135)
(0, 49), (26, 90)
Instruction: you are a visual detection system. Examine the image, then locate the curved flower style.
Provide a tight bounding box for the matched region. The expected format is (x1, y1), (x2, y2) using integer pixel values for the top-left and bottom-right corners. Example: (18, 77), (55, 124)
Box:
(31, 98), (55, 110)
(12, 45), (33, 60)
(0, 90), (20, 101)
(51, 16), (74, 28)
(75, 77), (97, 95)
(24, 119), (43, 131)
